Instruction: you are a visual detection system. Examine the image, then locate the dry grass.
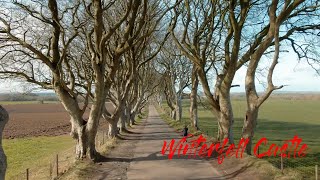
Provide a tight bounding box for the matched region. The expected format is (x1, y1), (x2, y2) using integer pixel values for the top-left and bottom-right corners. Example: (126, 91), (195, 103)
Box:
(58, 137), (118, 180)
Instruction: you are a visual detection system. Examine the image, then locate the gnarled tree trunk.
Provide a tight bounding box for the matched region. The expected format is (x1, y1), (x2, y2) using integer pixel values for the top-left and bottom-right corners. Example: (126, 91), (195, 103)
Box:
(242, 108), (259, 154)
(119, 109), (127, 133)
(217, 90), (234, 144)
(0, 105), (9, 180)
(108, 119), (118, 138)
(70, 118), (87, 159)
(55, 84), (103, 160)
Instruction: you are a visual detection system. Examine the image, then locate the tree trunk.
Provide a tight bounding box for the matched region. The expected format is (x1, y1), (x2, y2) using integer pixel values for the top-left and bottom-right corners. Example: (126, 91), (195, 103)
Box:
(190, 65), (199, 129)
(108, 119), (118, 138)
(242, 108), (259, 155)
(130, 112), (136, 126)
(175, 96), (182, 121)
(54, 85), (100, 160)
(170, 109), (176, 120)
(119, 109), (127, 133)
(125, 106), (131, 127)
(157, 95), (163, 107)
(0, 106), (9, 180)
(217, 91), (235, 144)
(70, 119), (87, 159)
(242, 53), (263, 154)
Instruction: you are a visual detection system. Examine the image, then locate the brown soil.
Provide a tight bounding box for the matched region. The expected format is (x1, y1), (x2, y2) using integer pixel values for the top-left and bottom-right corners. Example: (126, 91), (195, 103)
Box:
(2, 103), (111, 139)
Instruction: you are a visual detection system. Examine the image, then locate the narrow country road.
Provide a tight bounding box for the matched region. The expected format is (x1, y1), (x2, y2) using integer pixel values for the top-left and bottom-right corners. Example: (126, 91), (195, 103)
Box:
(126, 106), (223, 180)
(61, 105), (277, 180)
(65, 105), (229, 180)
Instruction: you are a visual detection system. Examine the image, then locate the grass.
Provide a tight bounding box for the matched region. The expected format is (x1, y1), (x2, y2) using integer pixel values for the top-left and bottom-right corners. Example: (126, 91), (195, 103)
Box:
(160, 98), (320, 179)
(3, 135), (74, 179)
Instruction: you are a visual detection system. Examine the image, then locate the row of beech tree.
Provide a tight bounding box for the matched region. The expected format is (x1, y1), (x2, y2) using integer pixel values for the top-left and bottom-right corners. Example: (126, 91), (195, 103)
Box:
(0, 0), (320, 165)
(153, 0), (320, 156)
(0, 0), (174, 161)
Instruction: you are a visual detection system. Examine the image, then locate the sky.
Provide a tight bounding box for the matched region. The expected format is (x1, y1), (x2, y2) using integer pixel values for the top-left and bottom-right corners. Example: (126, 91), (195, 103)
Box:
(0, 52), (319, 94)
(231, 52), (320, 93)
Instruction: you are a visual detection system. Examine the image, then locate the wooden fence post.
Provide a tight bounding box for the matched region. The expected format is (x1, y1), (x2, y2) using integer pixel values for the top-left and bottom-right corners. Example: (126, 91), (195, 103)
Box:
(280, 154), (284, 174)
(26, 168), (29, 180)
(316, 165), (318, 180)
(49, 162), (52, 179)
(56, 154), (59, 177)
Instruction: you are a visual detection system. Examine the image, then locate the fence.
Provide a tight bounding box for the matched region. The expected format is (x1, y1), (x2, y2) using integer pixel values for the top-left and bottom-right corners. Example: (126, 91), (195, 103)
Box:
(11, 131), (109, 180)
(200, 128), (319, 180)
(255, 145), (319, 180)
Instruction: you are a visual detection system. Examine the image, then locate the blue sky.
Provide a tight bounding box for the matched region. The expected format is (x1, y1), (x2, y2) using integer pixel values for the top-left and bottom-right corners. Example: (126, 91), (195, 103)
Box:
(231, 52), (320, 93)
(0, 52), (319, 93)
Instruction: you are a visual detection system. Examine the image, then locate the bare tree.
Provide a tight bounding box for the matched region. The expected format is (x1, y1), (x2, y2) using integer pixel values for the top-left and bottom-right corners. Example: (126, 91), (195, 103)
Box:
(170, 0), (320, 147)
(98, 0), (175, 137)
(0, 105), (8, 180)
(0, 0), (162, 159)
(240, 0), (320, 154)
(169, 0), (239, 142)
(158, 47), (191, 121)
(0, 0), (103, 159)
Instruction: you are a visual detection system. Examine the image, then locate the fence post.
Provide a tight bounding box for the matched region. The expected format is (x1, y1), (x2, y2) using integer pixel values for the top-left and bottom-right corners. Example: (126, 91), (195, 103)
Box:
(49, 162), (52, 179)
(316, 165), (318, 180)
(257, 145), (260, 155)
(280, 154), (284, 174)
(26, 168), (29, 180)
(206, 130), (208, 135)
(56, 154), (59, 177)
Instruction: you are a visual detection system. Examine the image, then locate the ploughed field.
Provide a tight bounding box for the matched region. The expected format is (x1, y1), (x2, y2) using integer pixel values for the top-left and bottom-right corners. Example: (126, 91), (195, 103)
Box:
(2, 103), (111, 139)
(2, 102), (112, 179)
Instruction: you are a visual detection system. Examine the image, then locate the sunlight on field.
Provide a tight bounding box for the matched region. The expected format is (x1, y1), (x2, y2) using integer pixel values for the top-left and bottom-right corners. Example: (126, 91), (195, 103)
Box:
(177, 99), (320, 150)
(3, 135), (74, 179)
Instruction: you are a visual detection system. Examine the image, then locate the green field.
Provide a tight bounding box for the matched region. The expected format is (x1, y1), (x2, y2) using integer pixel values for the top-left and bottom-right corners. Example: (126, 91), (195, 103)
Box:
(3, 135), (74, 179)
(162, 98), (320, 179)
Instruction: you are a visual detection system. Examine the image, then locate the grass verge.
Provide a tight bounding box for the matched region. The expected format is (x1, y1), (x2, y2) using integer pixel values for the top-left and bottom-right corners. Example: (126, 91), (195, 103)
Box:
(3, 135), (74, 179)
(59, 107), (149, 179)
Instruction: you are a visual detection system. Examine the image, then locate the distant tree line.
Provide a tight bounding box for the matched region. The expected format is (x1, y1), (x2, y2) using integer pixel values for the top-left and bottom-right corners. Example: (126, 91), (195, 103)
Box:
(0, 93), (58, 102)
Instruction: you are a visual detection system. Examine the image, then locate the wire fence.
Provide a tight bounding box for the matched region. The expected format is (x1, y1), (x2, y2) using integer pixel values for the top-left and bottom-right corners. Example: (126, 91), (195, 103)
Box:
(10, 131), (109, 180)
(256, 145), (319, 180)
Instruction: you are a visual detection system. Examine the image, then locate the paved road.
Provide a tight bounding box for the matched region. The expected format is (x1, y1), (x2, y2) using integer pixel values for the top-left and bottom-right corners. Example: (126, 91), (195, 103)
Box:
(127, 106), (223, 180)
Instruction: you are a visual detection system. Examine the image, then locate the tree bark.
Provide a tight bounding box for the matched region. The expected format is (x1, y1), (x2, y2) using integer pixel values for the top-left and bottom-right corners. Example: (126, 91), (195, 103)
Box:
(54, 81), (104, 160)
(170, 110), (176, 120)
(175, 96), (182, 121)
(0, 105), (9, 180)
(242, 108), (259, 155)
(54, 85), (96, 159)
(119, 109), (127, 133)
(108, 119), (118, 138)
(217, 90), (234, 144)
(190, 65), (199, 129)
(130, 111), (136, 126)
(70, 118), (87, 159)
